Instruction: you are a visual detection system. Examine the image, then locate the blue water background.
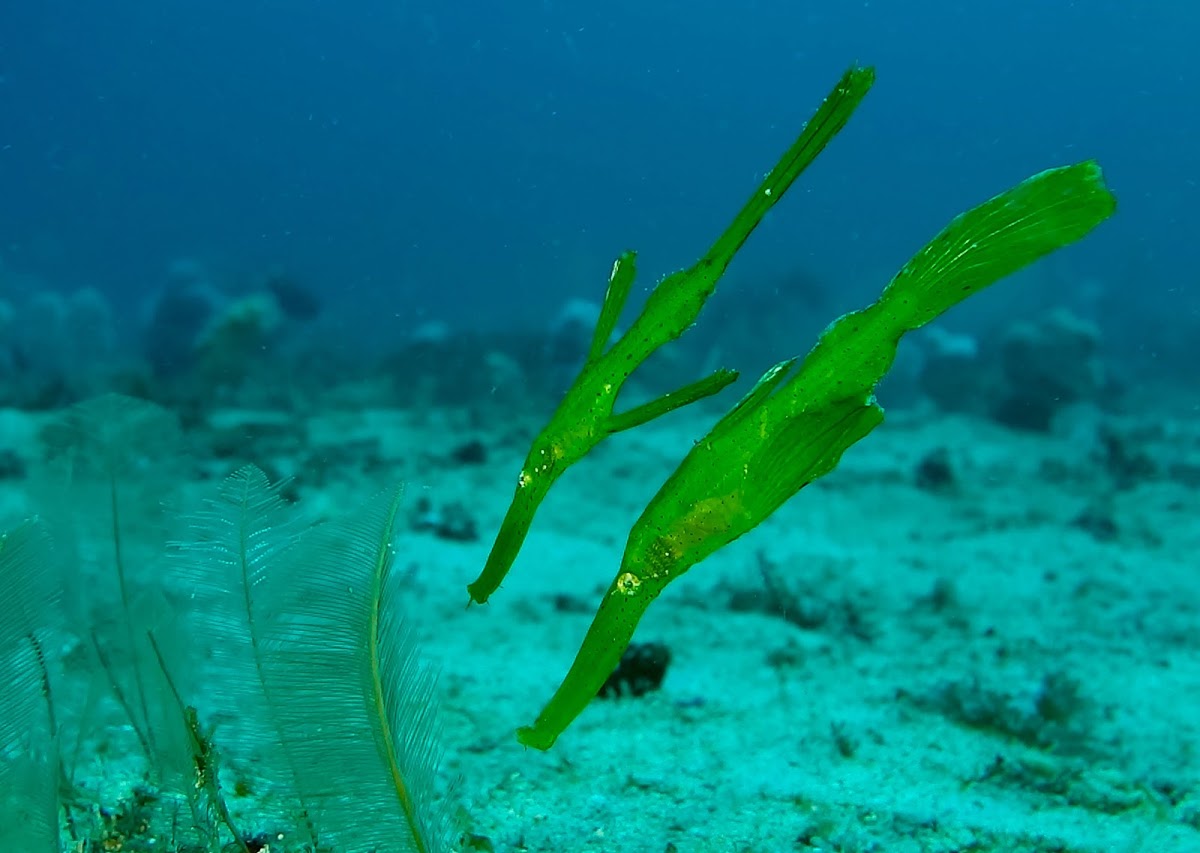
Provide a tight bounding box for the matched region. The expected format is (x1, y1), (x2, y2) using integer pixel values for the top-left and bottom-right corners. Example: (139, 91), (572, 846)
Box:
(0, 1), (1192, 353)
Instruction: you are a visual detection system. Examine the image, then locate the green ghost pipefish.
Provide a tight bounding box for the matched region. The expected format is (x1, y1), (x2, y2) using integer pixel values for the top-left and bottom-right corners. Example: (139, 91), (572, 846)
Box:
(517, 160), (1117, 749)
(467, 65), (877, 605)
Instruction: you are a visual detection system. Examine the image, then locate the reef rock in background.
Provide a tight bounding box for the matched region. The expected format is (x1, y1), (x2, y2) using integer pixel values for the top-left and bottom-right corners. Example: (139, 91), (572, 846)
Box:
(142, 259), (223, 377)
(0, 287), (118, 408)
(546, 298), (601, 369)
(992, 308), (1106, 431)
(915, 308), (1107, 432)
(385, 319), (574, 412)
(194, 291), (284, 391)
(140, 259), (323, 406)
(916, 326), (987, 416)
(262, 268), (321, 323)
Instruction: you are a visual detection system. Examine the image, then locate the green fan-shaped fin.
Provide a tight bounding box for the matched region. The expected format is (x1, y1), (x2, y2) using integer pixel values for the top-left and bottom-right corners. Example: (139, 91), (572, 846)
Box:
(0, 520), (60, 853)
(40, 392), (182, 479)
(0, 520), (59, 647)
(169, 464), (315, 841)
(746, 396), (884, 519)
(703, 357), (799, 446)
(40, 393), (183, 768)
(258, 486), (451, 852)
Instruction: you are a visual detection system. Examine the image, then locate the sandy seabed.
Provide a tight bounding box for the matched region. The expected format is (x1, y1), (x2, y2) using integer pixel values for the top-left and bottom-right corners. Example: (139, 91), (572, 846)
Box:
(3, 397), (1197, 852)
(344, 401), (1199, 852)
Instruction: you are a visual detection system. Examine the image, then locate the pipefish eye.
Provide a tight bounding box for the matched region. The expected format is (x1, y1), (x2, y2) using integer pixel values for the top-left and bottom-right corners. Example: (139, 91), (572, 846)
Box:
(615, 572), (642, 595)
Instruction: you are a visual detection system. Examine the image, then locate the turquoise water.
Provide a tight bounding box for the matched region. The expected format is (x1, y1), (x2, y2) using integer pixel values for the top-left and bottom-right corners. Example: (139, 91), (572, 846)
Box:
(1, 4), (1197, 851)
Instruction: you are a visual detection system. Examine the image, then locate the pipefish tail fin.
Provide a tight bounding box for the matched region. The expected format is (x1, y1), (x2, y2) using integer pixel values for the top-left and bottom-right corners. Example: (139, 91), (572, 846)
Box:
(779, 161), (1118, 412)
(882, 160), (1117, 330)
(0, 520), (60, 853)
(258, 486), (452, 852)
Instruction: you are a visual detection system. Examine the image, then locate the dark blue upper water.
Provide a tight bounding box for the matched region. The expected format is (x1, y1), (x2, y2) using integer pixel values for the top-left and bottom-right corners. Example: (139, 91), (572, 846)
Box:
(0, 1), (1192, 353)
